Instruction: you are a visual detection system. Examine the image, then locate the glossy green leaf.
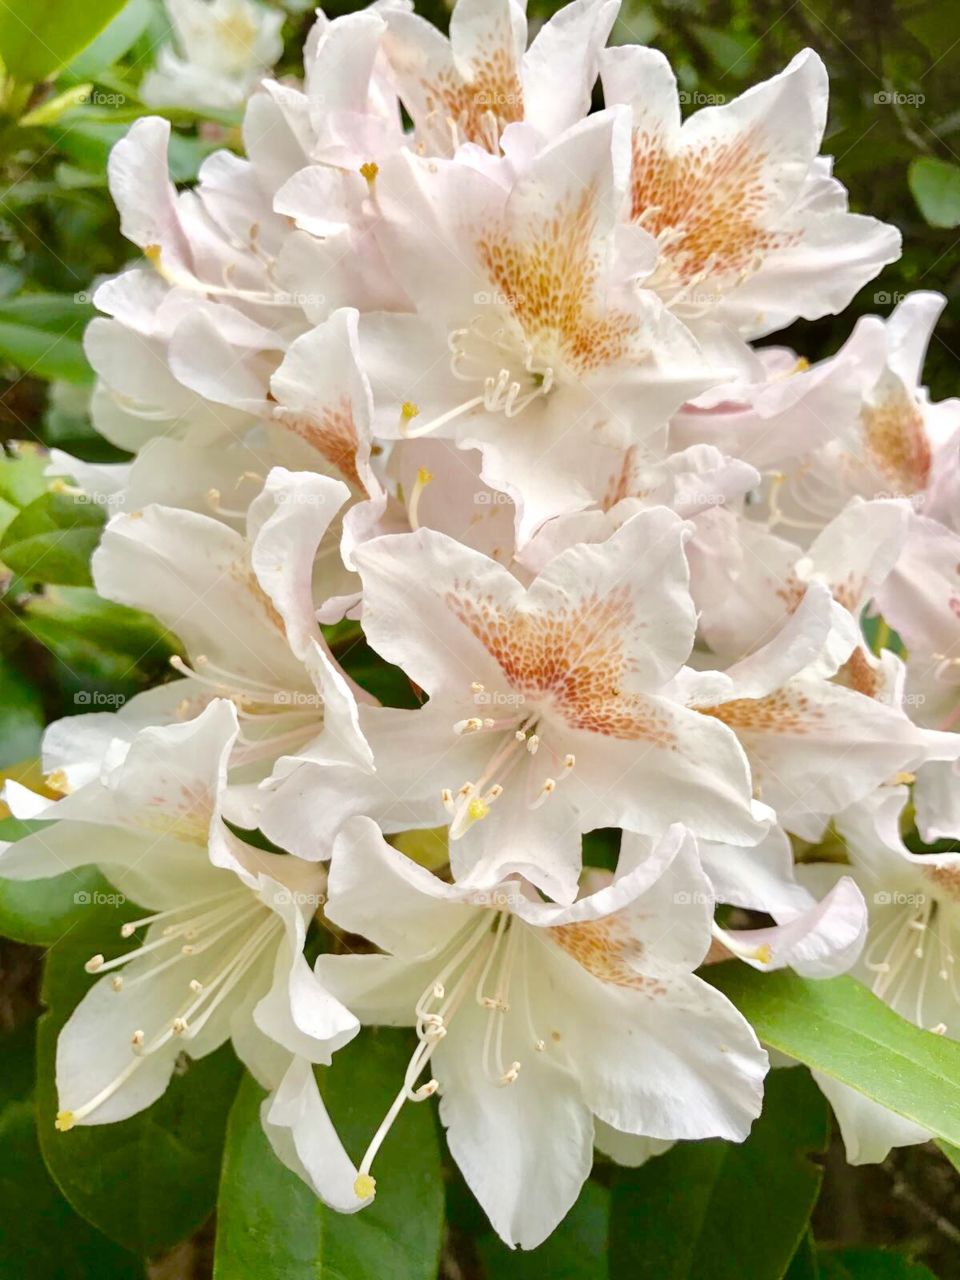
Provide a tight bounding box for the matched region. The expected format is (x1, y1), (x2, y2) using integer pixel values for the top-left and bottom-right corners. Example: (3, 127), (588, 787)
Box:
(818, 1248), (937, 1279)
(908, 157), (960, 229)
(63, 0), (153, 79)
(0, 1022), (142, 1279)
(36, 908), (244, 1256)
(0, 0), (128, 84)
(0, 320), (90, 381)
(0, 654), (44, 766)
(706, 963), (960, 1146)
(608, 1067), (828, 1280)
(214, 1030), (445, 1280)
(477, 1180), (609, 1279)
(19, 585), (177, 688)
(0, 816), (122, 946)
(0, 491), (103, 585)
(786, 1232), (819, 1280)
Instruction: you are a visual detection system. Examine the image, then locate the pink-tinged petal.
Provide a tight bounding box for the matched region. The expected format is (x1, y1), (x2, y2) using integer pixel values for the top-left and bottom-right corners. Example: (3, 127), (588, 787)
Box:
(93, 505), (308, 694)
(521, 0), (618, 140)
(702, 676), (941, 828)
(108, 117), (192, 272)
(529, 934), (767, 1141)
(269, 310), (381, 498)
(383, 0), (525, 155)
(719, 875), (867, 977)
(564, 697), (767, 847)
(354, 527), (521, 699)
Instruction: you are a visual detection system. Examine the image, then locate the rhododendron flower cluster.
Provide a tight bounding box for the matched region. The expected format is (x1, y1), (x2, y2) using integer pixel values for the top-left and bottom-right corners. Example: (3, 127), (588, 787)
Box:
(5, 0), (960, 1252)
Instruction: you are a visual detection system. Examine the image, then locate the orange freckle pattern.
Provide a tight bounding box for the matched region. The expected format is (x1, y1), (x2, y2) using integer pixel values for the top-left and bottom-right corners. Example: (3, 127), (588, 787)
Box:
(925, 864), (960, 902)
(836, 647), (880, 699)
(273, 397), (362, 490)
(860, 389), (932, 495)
(227, 559), (287, 634)
(446, 586), (678, 744)
(702, 688), (825, 735)
(420, 37), (523, 150)
(602, 446), (655, 510)
(475, 188), (637, 374)
(629, 128), (799, 285)
(549, 917), (667, 995)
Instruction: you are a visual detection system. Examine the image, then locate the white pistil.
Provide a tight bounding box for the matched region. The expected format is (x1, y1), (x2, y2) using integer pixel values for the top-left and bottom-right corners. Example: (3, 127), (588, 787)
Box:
(406, 467), (433, 532)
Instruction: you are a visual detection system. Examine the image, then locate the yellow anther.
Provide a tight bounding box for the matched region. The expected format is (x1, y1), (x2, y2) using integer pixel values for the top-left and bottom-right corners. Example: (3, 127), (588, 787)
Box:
(354, 1173), (377, 1200)
(401, 401), (420, 421)
(755, 944), (773, 965)
(467, 795), (490, 823)
(793, 356), (810, 373)
(416, 467), (434, 487)
(45, 769), (70, 795)
(55, 1111), (76, 1132)
(359, 161), (379, 184)
(144, 244), (162, 267)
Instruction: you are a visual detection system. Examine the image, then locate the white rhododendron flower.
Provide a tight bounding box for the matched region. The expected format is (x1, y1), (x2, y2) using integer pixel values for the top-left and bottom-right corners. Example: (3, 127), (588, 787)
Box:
(0, 702), (357, 1128)
(297, 818), (766, 1248)
(142, 0), (284, 113)
(5, 0), (959, 1255)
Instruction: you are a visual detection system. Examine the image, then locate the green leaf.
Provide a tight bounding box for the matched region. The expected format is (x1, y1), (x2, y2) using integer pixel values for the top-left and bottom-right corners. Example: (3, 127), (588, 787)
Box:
(0, 1022), (143, 1279)
(19, 585), (176, 688)
(786, 1233), (819, 1280)
(63, 0), (153, 79)
(608, 1067), (828, 1280)
(0, 0), (129, 84)
(705, 964), (960, 1147)
(0, 653), (44, 766)
(908, 157), (960, 229)
(36, 910), (244, 1256)
(477, 1180), (610, 1279)
(0, 320), (90, 381)
(0, 816), (124, 946)
(214, 1030), (445, 1280)
(818, 1248), (937, 1279)
(0, 491), (104, 585)
(936, 1137), (960, 1173)
(0, 1099), (144, 1279)
(0, 292), (96, 334)
(51, 115), (218, 181)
